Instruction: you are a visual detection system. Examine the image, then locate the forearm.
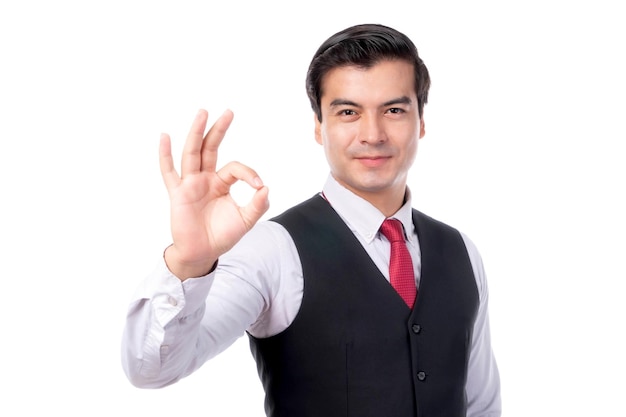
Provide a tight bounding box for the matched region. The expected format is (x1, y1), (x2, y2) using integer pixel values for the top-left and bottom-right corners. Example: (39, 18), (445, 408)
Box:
(462, 234), (502, 416)
(121, 261), (215, 388)
(465, 307), (501, 417)
(121, 252), (270, 388)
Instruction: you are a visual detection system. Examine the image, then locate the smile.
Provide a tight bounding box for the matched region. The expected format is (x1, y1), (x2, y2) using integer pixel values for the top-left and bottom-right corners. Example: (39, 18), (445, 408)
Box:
(355, 156), (391, 168)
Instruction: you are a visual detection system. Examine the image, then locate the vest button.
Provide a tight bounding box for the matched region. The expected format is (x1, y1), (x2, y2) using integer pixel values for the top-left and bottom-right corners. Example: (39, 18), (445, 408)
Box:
(417, 371), (427, 381)
(411, 324), (421, 334)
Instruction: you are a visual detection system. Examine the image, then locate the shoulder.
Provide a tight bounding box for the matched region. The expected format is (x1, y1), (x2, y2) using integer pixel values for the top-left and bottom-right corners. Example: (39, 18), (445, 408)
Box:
(459, 231), (489, 301)
(413, 210), (489, 299)
(412, 209), (461, 235)
(271, 194), (327, 225)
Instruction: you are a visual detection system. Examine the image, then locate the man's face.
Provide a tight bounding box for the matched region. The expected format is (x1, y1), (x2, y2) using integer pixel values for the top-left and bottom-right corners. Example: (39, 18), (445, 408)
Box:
(315, 59), (425, 208)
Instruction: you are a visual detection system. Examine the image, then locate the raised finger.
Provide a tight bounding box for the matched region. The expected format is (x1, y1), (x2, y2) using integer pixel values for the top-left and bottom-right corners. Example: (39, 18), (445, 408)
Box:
(180, 109), (209, 176)
(159, 133), (180, 191)
(201, 109), (234, 173)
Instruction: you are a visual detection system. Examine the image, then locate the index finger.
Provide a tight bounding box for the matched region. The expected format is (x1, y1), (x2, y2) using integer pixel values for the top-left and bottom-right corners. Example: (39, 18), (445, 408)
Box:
(200, 109), (234, 173)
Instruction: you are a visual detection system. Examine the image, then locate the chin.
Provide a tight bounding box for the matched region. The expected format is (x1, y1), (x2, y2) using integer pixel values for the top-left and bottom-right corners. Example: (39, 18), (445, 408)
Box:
(353, 181), (393, 194)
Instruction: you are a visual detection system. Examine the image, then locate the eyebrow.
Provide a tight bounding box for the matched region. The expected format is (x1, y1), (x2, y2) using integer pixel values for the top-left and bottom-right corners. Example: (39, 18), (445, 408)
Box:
(329, 96), (413, 108)
(329, 98), (360, 108)
(383, 96), (413, 107)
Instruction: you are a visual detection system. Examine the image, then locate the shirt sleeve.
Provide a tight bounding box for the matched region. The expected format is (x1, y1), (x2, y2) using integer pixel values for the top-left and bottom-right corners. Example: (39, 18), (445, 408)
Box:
(461, 233), (502, 417)
(121, 222), (291, 389)
(120, 258), (216, 388)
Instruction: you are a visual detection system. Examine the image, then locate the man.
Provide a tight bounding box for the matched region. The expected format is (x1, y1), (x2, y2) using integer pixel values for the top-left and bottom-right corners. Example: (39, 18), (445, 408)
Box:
(122, 23), (501, 417)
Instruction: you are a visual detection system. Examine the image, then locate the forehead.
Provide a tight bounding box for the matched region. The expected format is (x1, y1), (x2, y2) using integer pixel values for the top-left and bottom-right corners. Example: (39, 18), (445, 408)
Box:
(320, 60), (416, 105)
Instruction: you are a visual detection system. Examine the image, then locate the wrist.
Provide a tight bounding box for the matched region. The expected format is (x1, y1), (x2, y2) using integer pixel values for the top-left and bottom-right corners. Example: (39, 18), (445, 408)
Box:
(163, 244), (218, 281)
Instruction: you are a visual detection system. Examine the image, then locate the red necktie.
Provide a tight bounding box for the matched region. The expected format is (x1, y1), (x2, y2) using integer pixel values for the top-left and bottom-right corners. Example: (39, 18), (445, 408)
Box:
(380, 219), (417, 308)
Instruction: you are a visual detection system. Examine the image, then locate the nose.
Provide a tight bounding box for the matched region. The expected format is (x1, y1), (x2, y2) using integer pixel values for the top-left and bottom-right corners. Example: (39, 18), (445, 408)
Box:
(359, 114), (387, 144)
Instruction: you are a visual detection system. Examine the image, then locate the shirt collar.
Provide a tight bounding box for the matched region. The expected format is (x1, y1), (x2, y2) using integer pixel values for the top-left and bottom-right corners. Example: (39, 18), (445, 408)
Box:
(321, 174), (416, 244)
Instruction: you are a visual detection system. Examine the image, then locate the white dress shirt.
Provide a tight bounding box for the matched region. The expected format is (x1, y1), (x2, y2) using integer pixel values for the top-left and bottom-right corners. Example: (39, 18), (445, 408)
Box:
(122, 174), (501, 416)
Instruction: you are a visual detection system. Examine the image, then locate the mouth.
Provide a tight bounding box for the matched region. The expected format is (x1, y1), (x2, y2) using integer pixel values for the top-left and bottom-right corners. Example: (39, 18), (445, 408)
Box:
(355, 155), (391, 168)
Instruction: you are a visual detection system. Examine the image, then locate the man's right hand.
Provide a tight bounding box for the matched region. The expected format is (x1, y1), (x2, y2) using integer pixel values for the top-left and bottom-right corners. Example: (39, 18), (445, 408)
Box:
(159, 109), (270, 280)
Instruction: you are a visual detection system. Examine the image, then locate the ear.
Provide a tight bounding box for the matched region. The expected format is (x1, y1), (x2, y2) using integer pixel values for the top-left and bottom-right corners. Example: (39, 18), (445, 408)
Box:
(314, 113), (323, 145)
(419, 117), (426, 139)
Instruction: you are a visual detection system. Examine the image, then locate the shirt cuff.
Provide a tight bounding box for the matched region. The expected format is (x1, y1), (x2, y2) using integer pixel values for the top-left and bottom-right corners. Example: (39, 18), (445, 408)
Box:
(133, 257), (216, 327)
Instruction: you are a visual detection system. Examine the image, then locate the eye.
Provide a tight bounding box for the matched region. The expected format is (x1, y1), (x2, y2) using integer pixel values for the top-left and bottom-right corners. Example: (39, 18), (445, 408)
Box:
(335, 108), (360, 122)
(386, 107), (405, 114)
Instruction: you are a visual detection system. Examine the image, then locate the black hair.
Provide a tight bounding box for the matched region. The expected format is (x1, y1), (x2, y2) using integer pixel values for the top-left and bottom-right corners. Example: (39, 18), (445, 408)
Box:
(306, 23), (431, 121)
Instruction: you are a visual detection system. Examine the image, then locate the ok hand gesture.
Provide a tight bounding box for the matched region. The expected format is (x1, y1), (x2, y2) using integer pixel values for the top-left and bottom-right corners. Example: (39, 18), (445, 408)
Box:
(159, 109), (270, 280)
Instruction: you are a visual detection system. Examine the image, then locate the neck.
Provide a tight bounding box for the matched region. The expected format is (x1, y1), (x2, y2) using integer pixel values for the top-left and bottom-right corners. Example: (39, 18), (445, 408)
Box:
(359, 187), (407, 218)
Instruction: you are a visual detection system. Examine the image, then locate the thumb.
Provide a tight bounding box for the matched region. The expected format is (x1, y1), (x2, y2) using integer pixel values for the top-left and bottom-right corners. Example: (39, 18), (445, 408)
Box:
(241, 186), (270, 228)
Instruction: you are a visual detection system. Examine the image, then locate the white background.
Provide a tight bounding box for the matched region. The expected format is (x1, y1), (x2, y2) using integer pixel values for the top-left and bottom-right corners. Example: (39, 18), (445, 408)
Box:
(1, 1), (624, 415)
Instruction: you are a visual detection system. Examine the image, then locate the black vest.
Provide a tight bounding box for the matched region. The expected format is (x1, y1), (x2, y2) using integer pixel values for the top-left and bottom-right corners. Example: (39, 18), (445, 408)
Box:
(249, 195), (479, 417)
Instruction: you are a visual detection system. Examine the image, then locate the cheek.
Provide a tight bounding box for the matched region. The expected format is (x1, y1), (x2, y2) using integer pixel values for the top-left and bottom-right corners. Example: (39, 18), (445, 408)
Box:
(323, 139), (341, 166)
(320, 126), (347, 159)
(403, 137), (419, 166)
